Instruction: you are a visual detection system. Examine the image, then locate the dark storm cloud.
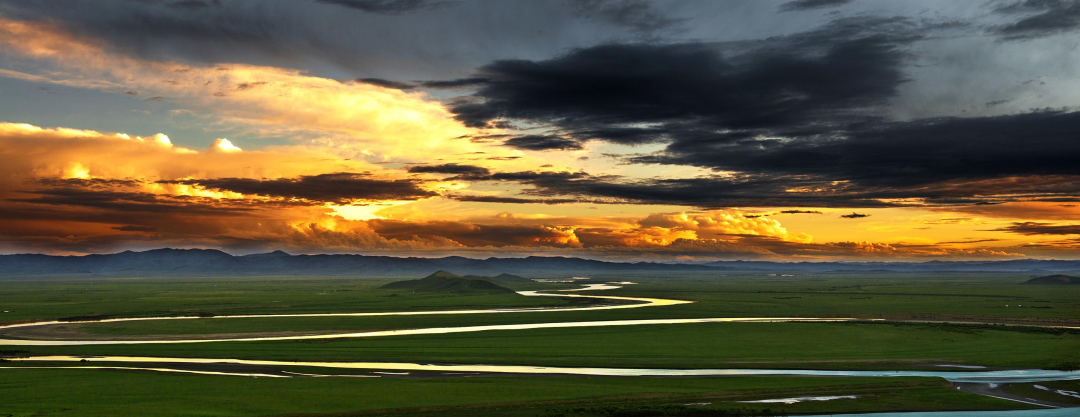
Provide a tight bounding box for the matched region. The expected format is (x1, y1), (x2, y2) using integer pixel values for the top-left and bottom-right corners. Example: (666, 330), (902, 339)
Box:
(444, 16), (916, 153)
(779, 0), (855, 12)
(569, 0), (686, 37)
(428, 18), (1080, 207)
(479, 170), (590, 184)
(571, 127), (670, 145)
(407, 163), (491, 176)
(993, 0), (1080, 40)
(353, 77), (491, 90)
(355, 78), (417, 89)
(0, 0), (699, 81)
(166, 0), (221, 11)
(314, 0), (450, 15)
(541, 177), (904, 208)
(113, 225), (157, 232)
(504, 135), (584, 151)
(995, 222), (1080, 235)
(840, 212), (870, 218)
(9, 188), (254, 215)
(5, 2), (285, 63)
(418, 77), (490, 89)
(450, 167), (1080, 209)
(454, 171), (902, 208)
(449, 195), (580, 205)
(367, 219), (577, 247)
(35, 178), (145, 188)
(0, 0), (443, 71)
(434, 15), (1080, 206)
(636, 110), (1080, 188)
(163, 173), (436, 203)
(937, 238), (1003, 244)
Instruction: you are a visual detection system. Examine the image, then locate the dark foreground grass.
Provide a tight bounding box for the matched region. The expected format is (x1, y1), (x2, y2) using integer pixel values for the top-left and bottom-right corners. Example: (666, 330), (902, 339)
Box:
(16, 322), (1080, 370)
(0, 369), (1025, 417)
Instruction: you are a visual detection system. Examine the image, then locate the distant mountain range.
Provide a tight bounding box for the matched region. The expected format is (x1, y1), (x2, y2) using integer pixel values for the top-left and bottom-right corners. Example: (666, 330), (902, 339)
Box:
(2, 248), (1080, 278)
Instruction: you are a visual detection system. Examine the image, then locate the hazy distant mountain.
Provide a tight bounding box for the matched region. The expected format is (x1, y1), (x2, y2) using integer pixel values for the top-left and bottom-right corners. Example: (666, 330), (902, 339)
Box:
(381, 271), (516, 294)
(0, 248), (718, 278)
(702, 259), (1080, 273)
(2, 248), (1080, 278)
(1023, 274), (1080, 285)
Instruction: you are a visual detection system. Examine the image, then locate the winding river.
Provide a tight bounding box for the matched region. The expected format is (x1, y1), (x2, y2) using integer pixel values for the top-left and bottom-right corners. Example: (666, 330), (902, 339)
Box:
(2, 281), (1078, 413)
(0, 282), (869, 345)
(6, 355), (1079, 383)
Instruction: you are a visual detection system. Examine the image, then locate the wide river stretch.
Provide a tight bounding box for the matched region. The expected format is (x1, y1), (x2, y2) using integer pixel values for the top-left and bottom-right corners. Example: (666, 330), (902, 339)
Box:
(1, 281), (1078, 412)
(0, 282), (869, 345)
(6, 355), (1079, 383)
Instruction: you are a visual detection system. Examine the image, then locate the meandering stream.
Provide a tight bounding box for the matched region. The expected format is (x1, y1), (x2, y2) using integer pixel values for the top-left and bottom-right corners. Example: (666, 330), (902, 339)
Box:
(6, 355), (1079, 383)
(2, 280), (1078, 413)
(0, 282), (872, 345)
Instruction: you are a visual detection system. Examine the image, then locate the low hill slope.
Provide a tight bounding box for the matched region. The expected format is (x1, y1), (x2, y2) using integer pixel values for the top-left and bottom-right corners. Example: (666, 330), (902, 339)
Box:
(381, 271), (517, 294)
(1023, 274), (1080, 284)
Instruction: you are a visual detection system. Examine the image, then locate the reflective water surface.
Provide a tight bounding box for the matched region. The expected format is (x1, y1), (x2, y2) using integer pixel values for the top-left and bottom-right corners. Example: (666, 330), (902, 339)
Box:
(3, 281), (1078, 417)
(8, 356), (1080, 382)
(0, 283), (873, 346)
(0, 316), (864, 346)
(738, 394), (858, 404)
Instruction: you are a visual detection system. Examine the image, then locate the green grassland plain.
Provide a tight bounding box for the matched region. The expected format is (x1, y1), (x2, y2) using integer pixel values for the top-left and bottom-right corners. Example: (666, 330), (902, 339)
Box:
(3, 273), (1078, 369)
(3, 273), (1077, 325)
(0, 370), (1025, 417)
(1, 272), (1078, 416)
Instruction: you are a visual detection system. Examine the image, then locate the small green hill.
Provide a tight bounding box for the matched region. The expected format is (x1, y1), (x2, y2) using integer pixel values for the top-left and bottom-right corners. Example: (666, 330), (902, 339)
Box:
(462, 273), (533, 284)
(1023, 274), (1080, 285)
(381, 271), (517, 294)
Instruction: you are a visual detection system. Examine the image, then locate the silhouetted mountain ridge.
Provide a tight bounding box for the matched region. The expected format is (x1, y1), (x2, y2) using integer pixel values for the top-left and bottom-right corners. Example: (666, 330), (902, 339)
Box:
(0, 248), (718, 277)
(2, 248), (1080, 278)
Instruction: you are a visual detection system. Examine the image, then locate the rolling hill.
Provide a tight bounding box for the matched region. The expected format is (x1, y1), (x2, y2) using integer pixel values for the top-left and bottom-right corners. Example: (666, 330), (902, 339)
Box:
(380, 271), (518, 294)
(1023, 274), (1080, 285)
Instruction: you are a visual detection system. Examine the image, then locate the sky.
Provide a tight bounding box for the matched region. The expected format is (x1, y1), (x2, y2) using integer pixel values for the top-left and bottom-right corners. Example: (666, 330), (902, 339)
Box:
(2, 0), (1080, 261)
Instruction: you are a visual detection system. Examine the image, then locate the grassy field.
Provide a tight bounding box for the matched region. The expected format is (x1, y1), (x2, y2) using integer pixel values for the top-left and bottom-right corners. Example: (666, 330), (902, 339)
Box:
(612, 273), (1080, 320)
(4, 273), (1077, 327)
(14, 321), (1079, 370)
(2, 272), (1077, 415)
(0, 277), (580, 325)
(3, 273), (1076, 371)
(0, 369), (1027, 417)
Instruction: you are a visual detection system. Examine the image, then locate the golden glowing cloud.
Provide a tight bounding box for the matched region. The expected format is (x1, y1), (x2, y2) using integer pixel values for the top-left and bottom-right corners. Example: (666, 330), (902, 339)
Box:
(0, 122), (388, 193)
(0, 16), (498, 162)
(638, 210), (813, 243)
